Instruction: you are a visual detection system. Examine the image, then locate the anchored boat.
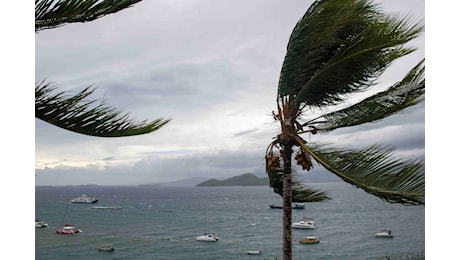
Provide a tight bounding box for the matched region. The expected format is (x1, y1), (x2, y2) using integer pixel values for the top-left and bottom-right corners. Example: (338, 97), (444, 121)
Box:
(300, 236), (320, 244)
(196, 233), (219, 242)
(375, 230), (393, 238)
(70, 194), (98, 204)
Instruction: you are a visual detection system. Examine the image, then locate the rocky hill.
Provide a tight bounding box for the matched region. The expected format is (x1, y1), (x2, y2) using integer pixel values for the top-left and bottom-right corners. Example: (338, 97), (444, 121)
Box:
(196, 173), (269, 186)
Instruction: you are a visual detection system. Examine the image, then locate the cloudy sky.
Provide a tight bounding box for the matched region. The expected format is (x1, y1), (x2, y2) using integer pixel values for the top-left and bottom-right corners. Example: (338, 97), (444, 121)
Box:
(34, 0), (426, 186)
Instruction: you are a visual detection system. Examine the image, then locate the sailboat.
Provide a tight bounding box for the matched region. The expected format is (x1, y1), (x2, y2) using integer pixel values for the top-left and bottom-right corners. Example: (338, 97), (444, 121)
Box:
(195, 210), (219, 242)
(55, 202), (83, 235)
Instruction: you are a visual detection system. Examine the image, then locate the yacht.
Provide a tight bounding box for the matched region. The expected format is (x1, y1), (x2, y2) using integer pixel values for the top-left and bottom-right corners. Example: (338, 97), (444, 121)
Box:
(196, 233), (219, 242)
(70, 194), (98, 204)
(292, 217), (316, 229)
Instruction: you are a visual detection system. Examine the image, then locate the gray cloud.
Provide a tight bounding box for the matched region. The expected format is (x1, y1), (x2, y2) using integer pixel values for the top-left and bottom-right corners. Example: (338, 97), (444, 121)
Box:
(35, 149), (267, 186)
(35, 0), (425, 186)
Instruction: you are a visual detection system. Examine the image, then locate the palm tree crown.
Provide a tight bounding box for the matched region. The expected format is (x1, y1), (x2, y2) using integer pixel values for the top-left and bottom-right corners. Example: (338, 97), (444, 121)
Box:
(265, 0), (424, 259)
(267, 0), (424, 205)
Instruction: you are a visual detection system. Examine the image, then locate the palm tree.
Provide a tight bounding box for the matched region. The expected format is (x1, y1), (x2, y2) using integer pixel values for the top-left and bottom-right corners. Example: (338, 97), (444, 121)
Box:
(264, 0), (425, 259)
(35, 0), (170, 137)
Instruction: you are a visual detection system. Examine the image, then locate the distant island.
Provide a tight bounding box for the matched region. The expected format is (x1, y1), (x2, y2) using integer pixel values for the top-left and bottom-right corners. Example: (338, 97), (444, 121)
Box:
(196, 173), (269, 186)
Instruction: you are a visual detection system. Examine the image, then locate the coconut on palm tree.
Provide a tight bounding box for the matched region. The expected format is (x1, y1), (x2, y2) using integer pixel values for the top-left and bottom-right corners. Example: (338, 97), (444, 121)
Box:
(264, 0), (425, 259)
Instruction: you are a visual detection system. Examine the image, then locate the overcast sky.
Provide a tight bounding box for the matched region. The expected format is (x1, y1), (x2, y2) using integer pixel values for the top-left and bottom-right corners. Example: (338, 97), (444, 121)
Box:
(34, 0), (425, 186)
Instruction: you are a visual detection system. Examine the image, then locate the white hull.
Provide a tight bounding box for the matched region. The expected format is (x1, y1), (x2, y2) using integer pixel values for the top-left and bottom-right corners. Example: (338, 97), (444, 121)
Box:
(292, 220), (316, 229)
(292, 225), (316, 229)
(245, 250), (262, 255)
(375, 230), (393, 238)
(35, 221), (48, 228)
(196, 233), (219, 242)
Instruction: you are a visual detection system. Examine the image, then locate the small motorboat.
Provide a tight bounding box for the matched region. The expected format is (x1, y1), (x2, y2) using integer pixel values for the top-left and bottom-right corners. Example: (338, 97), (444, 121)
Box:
(245, 250), (262, 255)
(299, 236), (320, 244)
(56, 224), (83, 235)
(35, 220), (48, 228)
(94, 244), (115, 252)
(293, 204), (305, 209)
(196, 233), (219, 242)
(292, 217), (316, 229)
(269, 203), (305, 209)
(375, 230), (393, 238)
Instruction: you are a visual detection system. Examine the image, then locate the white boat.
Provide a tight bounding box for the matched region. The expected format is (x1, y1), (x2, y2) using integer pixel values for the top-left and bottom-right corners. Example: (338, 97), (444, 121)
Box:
(196, 233), (219, 242)
(196, 210), (219, 242)
(245, 250), (262, 255)
(90, 206), (123, 210)
(35, 220), (48, 228)
(375, 230), (393, 238)
(292, 217), (316, 229)
(71, 194), (98, 204)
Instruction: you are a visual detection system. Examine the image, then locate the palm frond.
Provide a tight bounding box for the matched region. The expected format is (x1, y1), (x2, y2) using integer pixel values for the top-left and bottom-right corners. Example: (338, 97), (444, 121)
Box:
(35, 0), (142, 32)
(300, 141), (424, 205)
(277, 0), (424, 108)
(292, 182), (331, 203)
(265, 140), (330, 202)
(304, 59), (425, 133)
(35, 81), (171, 137)
(268, 170), (330, 203)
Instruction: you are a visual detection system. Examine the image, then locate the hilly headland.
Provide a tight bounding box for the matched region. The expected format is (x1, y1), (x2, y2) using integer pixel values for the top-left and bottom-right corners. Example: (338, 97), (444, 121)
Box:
(196, 173), (268, 186)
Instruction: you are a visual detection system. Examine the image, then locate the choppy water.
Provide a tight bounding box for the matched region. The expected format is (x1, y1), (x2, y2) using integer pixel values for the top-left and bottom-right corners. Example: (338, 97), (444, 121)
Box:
(35, 183), (424, 259)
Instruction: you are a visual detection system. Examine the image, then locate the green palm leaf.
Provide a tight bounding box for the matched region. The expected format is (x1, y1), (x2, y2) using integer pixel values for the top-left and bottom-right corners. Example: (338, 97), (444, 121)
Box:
(265, 140), (330, 202)
(268, 170), (330, 203)
(278, 0), (424, 107)
(36, 0), (142, 32)
(36, 81), (171, 137)
(300, 141), (424, 205)
(304, 59), (425, 133)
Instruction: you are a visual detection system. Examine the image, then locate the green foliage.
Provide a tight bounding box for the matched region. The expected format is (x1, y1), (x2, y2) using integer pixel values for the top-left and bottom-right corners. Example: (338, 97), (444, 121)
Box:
(304, 142), (424, 205)
(36, 81), (171, 137)
(304, 60), (425, 133)
(267, 168), (330, 202)
(265, 0), (425, 205)
(278, 0), (424, 108)
(36, 0), (142, 31)
(36, 0), (171, 137)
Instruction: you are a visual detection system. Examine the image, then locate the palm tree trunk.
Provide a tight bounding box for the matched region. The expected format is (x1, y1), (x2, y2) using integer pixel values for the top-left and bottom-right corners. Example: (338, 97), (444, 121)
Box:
(282, 143), (293, 260)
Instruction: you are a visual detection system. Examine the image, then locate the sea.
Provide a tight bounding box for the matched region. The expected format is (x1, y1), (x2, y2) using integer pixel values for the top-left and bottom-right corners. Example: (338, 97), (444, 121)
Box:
(35, 183), (424, 260)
